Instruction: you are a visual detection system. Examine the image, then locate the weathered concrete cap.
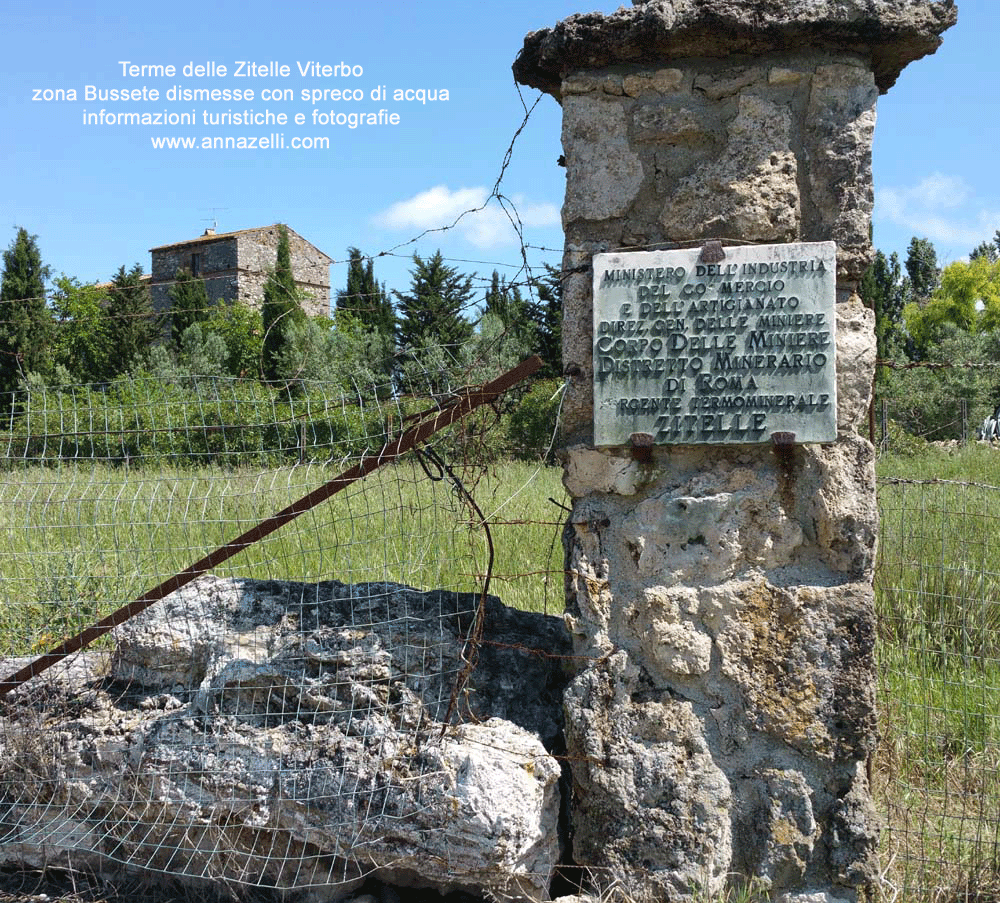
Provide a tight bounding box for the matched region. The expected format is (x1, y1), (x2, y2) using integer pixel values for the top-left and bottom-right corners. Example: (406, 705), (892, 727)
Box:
(513, 0), (957, 98)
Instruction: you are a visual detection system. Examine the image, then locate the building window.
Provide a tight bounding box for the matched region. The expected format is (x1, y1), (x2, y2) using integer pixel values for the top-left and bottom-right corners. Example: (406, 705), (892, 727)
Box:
(191, 252), (201, 275)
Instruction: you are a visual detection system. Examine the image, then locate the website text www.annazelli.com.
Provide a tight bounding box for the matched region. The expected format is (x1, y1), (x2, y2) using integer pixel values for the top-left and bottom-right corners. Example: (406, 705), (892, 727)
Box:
(150, 134), (330, 150)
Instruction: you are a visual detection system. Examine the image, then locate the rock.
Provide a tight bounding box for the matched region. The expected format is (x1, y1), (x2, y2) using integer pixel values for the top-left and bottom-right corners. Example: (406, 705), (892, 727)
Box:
(563, 651), (733, 900)
(0, 577), (572, 902)
(623, 68), (684, 96)
(710, 578), (877, 761)
(751, 769), (819, 888)
(803, 66), (880, 282)
(618, 471), (805, 584)
(836, 297), (877, 431)
(660, 93), (799, 243)
(632, 104), (714, 147)
(513, 1), (957, 98)
(561, 96), (644, 223)
(828, 764), (880, 889)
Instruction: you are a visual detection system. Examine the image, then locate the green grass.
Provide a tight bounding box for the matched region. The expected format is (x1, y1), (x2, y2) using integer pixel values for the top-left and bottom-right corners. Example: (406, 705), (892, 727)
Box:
(876, 441), (1000, 902)
(0, 459), (568, 657)
(8, 437), (1000, 902)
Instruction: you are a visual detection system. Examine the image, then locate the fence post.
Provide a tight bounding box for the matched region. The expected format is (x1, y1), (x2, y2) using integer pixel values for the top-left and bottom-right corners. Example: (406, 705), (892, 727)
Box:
(514, 4), (954, 899)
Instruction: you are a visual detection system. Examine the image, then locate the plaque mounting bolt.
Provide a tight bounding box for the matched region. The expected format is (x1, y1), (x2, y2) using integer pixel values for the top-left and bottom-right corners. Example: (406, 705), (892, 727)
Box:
(699, 240), (726, 264)
(630, 432), (654, 462)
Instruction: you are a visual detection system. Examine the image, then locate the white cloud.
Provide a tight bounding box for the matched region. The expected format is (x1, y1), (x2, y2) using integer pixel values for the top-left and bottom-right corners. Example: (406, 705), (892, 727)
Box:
(374, 185), (559, 249)
(876, 172), (997, 249)
(910, 173), (968, 209)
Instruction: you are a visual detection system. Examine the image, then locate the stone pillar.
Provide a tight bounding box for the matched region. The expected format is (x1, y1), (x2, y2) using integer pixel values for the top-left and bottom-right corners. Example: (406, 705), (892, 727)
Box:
(513, 3), (955, 901)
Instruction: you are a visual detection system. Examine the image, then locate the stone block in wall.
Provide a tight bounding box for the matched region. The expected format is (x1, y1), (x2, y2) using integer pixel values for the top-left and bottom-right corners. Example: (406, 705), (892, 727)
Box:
(750, 769), (819, 888)
(632, 104), (716, 147)
(708, 578), (877, 762)
(561, 96), (644, 224)
(836, 296), (877, 433)
(563, 651), (733, 901)
(623, 68), (685, 96)
(660, 93), (800, 243)
(803, 64), (879, 284)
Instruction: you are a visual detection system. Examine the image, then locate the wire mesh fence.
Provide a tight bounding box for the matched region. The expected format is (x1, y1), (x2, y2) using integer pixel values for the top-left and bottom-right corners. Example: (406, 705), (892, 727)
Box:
(15, 360), (1000, 901)
(875, 395), (1000, 902)
(0, 362), (572, 897)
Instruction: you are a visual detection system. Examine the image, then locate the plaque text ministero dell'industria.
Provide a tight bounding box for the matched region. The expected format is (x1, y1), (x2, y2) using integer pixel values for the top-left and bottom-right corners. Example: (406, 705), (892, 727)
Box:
(593, 242), (837, 446)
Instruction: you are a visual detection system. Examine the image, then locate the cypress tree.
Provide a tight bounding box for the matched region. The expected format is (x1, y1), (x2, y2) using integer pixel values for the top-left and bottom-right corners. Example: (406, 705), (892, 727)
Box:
(527, 264), (563, 379)
(0, 227), (53, 398)
(261, 225), (306, 381)
(905, 236), (940, 301)
(168, 267), (210, 348)
(860, 250), (904, 381)
(336, 247), (394, 341)
(105, 263), (160, 375)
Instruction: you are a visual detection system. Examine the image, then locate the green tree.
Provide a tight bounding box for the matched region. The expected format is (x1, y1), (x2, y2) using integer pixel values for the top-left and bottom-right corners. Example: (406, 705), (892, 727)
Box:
(51, 276), (112, 382)
(0, 227), (53, 397)
(948, 257), (1000, 331)
(261, 225), (306, 382)
(472, 270), (536, 384)
(970, 230), (1000, 263)
(394, 250), (474, 353)
(482, 270), (527, 328)
(970, 241), (998, 263)
(168, 267), (210, 347)
(276, 313), (394, 396)
(394, 251), (474, 392)
(527, 264), (563, 379)
(175, 322), (227, 377)
(204, 302), (263, 378)
(105, 263), (160, 375)
(904, 236), (940, 301)
(903, 257), (1000, 357)
(860, 250), (904, 379)
(144, 323), (228, 383)
(336, 247), (395, 341)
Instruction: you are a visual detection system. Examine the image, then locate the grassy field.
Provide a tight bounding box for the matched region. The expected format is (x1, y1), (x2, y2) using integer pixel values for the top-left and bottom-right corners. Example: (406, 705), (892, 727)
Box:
(3, 443), (1000, 902)
(876, 441), (1000, 902)
(0, 458), (569, 657)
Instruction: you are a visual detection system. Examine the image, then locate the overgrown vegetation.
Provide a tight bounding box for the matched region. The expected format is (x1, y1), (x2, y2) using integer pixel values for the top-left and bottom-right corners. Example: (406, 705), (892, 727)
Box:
(876, 440), (1000, 902)
(0, 223), (564, 432)
(867, 229), (1000, 440)
(0, 458), (568, 658)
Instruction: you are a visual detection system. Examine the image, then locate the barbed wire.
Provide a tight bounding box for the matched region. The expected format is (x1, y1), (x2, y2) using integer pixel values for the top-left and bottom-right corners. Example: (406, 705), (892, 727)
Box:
(877, 359), (1000, 370)
(0, 84), (556, 328)
(0, 77), (584, 897)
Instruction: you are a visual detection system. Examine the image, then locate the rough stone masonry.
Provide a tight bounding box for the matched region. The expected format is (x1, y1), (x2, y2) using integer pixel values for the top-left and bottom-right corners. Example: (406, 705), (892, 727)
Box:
(514, 2), (956, 901)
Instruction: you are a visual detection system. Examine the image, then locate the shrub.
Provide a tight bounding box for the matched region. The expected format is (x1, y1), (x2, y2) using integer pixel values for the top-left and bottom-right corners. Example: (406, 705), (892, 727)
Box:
(507, 378), (563, 461)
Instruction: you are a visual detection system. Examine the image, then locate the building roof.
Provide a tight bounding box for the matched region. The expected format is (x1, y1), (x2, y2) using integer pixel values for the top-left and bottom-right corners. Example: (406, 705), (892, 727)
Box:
(94, 273), (152, 290)
(149, 223), (332, 262)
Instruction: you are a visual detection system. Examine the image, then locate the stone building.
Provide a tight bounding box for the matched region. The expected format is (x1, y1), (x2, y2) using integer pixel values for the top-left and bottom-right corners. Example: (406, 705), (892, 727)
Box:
(149, 224), (331, 319)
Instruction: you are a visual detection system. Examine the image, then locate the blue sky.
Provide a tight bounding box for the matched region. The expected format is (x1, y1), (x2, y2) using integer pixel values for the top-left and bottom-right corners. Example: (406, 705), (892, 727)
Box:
(3, 0), (995, 307)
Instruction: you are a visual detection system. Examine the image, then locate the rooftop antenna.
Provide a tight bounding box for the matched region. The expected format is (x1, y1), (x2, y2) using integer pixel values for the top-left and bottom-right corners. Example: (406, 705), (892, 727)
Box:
(200, 207), (229, 234)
